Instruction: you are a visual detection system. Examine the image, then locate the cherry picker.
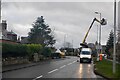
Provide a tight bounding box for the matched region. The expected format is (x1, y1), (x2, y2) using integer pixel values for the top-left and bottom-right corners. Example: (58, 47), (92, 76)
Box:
(79, 17), (107, 63)
(80, 17), (107, 48)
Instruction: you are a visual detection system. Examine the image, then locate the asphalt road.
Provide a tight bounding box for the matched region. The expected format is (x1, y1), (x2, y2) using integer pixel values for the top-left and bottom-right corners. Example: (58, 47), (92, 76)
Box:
(2, 56), (102, 79)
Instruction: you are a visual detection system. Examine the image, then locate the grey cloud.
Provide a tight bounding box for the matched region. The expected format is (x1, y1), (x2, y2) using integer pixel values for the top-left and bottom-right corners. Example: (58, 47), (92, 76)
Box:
(2, 2), (114, 48)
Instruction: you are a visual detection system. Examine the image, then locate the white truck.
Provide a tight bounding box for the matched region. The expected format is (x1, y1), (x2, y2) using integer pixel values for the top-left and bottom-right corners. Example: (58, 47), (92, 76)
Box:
(80, 48), (92, 63)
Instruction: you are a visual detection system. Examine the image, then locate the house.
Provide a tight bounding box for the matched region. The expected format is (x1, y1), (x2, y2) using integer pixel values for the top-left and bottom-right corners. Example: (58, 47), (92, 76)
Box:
(0, 20), (18, 44)
(6, 31), (17, 42)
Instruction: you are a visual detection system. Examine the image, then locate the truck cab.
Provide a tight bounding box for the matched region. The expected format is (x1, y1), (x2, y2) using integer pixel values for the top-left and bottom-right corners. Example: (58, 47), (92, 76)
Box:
(80, 48), (92, 63)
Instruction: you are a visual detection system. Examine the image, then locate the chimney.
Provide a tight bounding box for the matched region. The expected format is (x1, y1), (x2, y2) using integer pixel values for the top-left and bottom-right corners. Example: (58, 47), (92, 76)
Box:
(2, 20), (7, 30)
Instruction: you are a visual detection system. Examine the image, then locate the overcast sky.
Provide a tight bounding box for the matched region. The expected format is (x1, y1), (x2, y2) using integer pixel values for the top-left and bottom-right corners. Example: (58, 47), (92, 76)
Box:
(1, 1), (116, 48)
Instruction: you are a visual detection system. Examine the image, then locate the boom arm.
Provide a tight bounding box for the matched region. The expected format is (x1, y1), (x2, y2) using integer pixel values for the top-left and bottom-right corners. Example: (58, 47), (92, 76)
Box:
(82, 18), (96, 43)
(80, 18), (107, 47)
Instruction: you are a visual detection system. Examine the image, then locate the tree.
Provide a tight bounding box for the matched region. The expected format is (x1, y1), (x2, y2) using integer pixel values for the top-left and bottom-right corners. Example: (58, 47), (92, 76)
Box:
(105, 30), (114, 56)
(42, 47), (52, 57)
(117, 24), (120, 62)
(28, 16), (56, 47)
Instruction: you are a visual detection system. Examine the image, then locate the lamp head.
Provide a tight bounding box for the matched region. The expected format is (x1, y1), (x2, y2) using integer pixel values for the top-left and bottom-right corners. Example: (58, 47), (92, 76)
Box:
(101, 18), (107, 25)
(95, 12), (99, 14)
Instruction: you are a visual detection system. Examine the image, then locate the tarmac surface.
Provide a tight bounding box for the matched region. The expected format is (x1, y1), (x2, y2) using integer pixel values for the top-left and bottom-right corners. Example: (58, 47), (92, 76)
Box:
(2, 56), (103, 79)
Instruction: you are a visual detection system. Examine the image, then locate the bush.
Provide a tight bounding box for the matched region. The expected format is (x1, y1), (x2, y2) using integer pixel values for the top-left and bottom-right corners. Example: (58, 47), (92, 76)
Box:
(26, 44), (42, 56)
(26, 44), (42, 61)
(2, 43), (27, 58)
(2, 43), (53, 61)
(2, 43), (42, 58)
(42, 47), (52, 57)
(2, 43), (27, 57)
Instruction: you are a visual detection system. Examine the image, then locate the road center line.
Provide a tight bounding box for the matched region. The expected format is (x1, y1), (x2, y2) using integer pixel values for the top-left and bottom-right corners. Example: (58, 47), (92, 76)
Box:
(33, 75), (43, 80)
(48, 69), (58, 74)
(60, 65), (66, 69)
(73, 60), (76, 63)
(67, 62), (73, 65)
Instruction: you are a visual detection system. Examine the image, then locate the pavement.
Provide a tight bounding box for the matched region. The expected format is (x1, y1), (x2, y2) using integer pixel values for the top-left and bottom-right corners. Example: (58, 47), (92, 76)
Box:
(2, 56), (104, 79)
(2, 60), (51, 72)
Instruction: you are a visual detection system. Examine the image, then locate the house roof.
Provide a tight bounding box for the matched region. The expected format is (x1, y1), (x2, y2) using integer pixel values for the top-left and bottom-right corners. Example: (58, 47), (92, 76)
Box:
(7, 31), (17, 35)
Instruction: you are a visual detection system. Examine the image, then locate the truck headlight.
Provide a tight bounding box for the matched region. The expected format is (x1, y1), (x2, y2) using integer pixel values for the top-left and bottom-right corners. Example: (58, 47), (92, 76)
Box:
(80, 55), (83, 58)
(88, 56), (91, 59)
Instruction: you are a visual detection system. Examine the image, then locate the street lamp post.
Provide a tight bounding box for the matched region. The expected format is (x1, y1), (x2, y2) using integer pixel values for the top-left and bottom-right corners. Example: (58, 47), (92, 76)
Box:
(95, 11), (102, 61)
(113, 0), (116, 74)
(96, 25), (99, 60)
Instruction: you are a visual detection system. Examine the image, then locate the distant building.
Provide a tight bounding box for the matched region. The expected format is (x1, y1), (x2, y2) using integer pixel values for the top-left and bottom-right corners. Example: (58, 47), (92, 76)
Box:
(7, 31), (17, 41)
(20, 37), (29, 44)
(1, 20), (18, 43)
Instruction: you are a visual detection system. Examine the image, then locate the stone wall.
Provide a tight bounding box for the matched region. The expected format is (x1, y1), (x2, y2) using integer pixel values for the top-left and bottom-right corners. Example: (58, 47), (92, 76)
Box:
(2, 57), (30, 66)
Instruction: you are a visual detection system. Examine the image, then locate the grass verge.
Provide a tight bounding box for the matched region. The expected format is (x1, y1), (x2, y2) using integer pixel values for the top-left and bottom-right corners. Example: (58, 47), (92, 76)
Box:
(94, 58), (120, 79)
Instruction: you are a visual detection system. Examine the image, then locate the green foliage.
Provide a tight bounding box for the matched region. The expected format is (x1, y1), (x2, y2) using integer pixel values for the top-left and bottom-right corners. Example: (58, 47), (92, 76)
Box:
(26, 44), (42, 57)
(2, 43), (42, 58)
(2, 43), (27, 58)
(28, 16), (56, 47)
(42, 47), (52, 57)
(95, 59), (120, 78)
(105, 30), (114, 56)
(2, 42), (53, 60)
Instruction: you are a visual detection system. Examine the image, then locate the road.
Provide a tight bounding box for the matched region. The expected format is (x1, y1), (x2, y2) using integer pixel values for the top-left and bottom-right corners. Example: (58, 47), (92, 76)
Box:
(3, 56), (102, 79)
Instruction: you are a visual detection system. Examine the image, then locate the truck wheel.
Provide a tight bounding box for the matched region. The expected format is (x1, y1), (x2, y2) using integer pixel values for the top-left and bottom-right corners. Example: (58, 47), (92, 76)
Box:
(89, 60), (91, 63)
(80, 59), (82, 63)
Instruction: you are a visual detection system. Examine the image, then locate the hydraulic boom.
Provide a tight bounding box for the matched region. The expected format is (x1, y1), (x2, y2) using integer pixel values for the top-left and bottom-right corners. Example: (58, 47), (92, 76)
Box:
(80, 18), (107, 47)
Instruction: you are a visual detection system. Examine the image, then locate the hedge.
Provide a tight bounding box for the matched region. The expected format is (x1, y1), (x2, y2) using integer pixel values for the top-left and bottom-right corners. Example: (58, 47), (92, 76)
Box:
(2, 43), (43, 58)
(26, 44), (42, 57)
(41, 47), (52, 57)
(2, 43), (26, 57)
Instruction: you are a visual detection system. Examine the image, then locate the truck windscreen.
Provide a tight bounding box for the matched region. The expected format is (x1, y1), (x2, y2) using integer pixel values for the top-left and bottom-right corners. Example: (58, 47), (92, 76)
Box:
(81, 51), (90, 55)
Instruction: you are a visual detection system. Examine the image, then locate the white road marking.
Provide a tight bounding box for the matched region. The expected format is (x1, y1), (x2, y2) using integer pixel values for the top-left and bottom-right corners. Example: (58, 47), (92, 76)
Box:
(67, 60), (76, 66)
(36, 75), (43, 78)
(60, 65), (66, 69)
(33, 60), (77, 79)
(67, 63), (73, 65)
(33, 75), (43, 80)
(48, 69), (58, 74)
(73, 60), (76, 63)
(71, 61), (76, 64)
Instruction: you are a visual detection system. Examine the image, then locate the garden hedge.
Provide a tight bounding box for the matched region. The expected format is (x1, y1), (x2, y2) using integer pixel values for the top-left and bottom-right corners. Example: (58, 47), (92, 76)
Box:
(2, 43), (43, 58)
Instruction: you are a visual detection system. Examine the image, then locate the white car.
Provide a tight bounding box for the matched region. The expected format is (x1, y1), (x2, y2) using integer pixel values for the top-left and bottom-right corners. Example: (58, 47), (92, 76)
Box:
(80, 48), (92, 63)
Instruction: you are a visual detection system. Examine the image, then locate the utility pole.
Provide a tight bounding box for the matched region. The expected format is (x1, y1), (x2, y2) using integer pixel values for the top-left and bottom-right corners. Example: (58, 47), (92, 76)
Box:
(97, 25), (99, 44)
(113, 0), (116, 74)
(97, 25), (99, 60)
(99, 13), (102, 55)
(0, 0), (1, 22)
(0, 0), (2, 80)
(95, 11), (102, 61)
